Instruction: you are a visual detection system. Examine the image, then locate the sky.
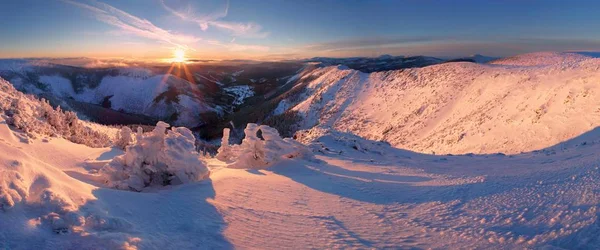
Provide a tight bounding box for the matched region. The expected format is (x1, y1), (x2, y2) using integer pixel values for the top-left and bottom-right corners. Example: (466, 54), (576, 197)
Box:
(1, 0), (600, 60)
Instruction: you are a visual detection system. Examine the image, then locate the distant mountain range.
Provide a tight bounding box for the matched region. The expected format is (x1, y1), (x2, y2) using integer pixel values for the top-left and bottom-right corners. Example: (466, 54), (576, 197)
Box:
(306, 54), (498, 72)
(0, 60), (303, 128)
(6, 51), (597, 146)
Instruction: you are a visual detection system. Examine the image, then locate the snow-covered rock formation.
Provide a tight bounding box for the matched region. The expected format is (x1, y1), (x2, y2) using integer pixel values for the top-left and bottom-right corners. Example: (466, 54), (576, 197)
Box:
(217, 123), (312, 169)
(100, 122), (209, 191)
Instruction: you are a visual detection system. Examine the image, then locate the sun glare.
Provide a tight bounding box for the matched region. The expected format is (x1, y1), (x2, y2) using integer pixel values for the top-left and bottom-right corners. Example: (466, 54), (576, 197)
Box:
(172, 48), (186, 63)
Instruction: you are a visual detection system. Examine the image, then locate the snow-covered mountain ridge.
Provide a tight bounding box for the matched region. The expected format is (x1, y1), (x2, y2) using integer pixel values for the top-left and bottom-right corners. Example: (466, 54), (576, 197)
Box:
(284, 52), (600, 154)
(6, 71), (215, 127)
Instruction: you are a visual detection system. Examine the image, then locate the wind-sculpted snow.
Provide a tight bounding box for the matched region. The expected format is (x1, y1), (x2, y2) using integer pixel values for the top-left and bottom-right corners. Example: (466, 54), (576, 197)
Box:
(217, 123), (312, 169)
(0, 118), (138, 248)
(285, 52), (600, 154)
(100, 122), (210, 191)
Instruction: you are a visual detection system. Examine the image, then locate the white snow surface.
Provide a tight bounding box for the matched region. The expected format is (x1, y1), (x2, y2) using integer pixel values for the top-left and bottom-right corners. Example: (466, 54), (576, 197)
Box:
(289, 53), (600, 154)
(38, 75), (76, 98)
(489, 52), (591, 66)
(116, 67), (153, 79)
(272, 99), (290, 115)
(3, 114), (600, 248)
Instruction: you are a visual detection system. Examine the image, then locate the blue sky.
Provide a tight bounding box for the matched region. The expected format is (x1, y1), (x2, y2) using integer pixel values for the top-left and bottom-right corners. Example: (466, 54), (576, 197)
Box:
(1, 0), (600, 60)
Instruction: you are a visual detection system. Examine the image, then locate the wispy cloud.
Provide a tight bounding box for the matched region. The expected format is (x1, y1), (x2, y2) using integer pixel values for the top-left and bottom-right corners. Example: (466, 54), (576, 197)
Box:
(63, 0), (269, 54)
(160, 0), (269, 38)
(62, 0), (200, 49)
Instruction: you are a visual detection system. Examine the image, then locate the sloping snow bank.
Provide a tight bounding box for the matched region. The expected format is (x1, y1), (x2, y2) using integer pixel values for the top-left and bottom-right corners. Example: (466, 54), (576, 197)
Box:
(489, 52), (589, 66)
(100, 122), (209, 191)
(217, 124), (312, 169)
(73, 74), (213, 127)
(286, 54), (600, 155)
(0, 118), (138, 249)
(0, 77), (111, 148)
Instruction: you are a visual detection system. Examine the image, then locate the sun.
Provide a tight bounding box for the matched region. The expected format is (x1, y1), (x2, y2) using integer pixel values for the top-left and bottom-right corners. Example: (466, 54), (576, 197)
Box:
(172, 48), (186, 63)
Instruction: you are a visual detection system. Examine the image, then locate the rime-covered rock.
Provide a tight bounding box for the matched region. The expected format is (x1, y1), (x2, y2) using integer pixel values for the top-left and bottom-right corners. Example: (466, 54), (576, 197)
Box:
(217, 123), (312, 169)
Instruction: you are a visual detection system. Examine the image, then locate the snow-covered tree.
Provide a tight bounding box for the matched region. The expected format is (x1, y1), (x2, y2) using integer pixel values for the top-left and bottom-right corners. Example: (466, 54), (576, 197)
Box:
(114, 126), (134, 150)
(100, 121), (210, 191)
(216, 128), (231, 161)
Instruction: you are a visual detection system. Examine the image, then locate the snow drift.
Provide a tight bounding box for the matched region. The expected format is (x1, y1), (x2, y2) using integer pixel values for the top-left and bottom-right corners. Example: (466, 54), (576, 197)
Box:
(101, 122), (210, 191)
(0, 116), (141, 249)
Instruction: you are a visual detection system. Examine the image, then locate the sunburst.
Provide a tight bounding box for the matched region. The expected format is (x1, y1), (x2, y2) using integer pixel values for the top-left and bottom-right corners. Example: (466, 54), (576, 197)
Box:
(172, 48), (186, 63)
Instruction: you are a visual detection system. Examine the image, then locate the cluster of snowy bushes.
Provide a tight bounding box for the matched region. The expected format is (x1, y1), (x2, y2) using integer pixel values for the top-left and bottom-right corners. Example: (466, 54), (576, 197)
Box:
(0, 78), (111, 147)
(100, 122), (210, 191)
(217, 123), (312, 169)
(100, 122), (311, 191)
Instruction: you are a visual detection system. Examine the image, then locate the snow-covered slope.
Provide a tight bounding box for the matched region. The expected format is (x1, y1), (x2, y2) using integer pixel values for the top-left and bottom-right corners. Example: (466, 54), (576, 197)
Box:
(0, 63), (218, 127)
(286, 52), (600, 154)
(3, 113), (600, 248)
(0, 77), (114, 148)
(308, 55), (444, 73)
(489, 52), (590, 66)
(76, 74), (214, 126)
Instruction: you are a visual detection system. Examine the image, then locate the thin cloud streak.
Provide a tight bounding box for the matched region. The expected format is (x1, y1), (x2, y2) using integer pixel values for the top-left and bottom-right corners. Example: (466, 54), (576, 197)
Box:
(160, 0), (269, 38)
(62, 0), (200, 49)
(62, 0), (268, 53)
